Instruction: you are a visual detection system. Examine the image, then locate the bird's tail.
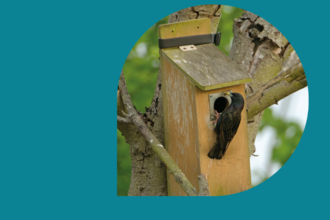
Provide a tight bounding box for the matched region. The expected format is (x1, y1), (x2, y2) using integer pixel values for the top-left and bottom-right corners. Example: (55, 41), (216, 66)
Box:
(207, 137), (223, 160)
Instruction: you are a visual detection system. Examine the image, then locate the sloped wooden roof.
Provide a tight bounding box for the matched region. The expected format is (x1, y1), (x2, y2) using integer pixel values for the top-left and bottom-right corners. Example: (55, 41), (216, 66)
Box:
(159, 18), (251, 91)
(161, 44), (251, 90)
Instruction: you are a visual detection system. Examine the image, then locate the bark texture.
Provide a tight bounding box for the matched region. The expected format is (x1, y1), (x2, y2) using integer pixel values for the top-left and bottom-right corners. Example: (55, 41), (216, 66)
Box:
(118, 5), (222, 196)
(118, 72), (167, 196)
(119, 72), (199, 196)
(198, 174), (211, 196)
(169, 5), (223, 33)
(229, 11), (306, 155)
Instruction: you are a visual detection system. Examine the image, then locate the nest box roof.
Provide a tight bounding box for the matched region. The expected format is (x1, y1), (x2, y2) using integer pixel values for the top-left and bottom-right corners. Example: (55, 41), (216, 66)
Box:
(159, 18), (252, 91)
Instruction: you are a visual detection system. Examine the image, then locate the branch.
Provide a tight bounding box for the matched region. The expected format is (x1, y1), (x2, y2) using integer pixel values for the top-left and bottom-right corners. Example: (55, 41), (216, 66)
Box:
(246, 62), (306, 119)
(118, 71), (198, 196)
(117, 115), (131, 123)
(229, 10), (308, 156)
(198, 174), (210, 196)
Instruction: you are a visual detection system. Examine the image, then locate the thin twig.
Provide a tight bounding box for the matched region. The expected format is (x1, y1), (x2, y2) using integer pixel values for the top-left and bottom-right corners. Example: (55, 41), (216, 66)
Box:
(198, 174), (210, 196)
(117, 115), (131, 123)
(118, 71), (199, 196)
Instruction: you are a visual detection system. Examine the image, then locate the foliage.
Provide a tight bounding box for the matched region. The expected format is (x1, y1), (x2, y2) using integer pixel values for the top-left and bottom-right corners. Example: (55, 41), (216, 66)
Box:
(117, 130), (131, 196)
(218, 6), (244, 55)
(252, 108), (303, 185)
(122, 17), (168, 113)
(260, 108), (303, 165)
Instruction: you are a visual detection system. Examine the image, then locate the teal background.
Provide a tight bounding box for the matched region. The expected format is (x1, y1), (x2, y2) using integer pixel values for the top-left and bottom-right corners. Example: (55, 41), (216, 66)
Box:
(0, 0), (325, 219)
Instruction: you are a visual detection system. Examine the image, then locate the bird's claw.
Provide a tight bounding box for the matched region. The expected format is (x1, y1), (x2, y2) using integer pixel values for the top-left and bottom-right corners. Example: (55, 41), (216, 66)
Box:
(212, 110), (220, 126)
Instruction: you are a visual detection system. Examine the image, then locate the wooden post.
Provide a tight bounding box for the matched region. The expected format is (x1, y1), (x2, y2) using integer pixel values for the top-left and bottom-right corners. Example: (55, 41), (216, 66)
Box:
(159, 19), (252, 196)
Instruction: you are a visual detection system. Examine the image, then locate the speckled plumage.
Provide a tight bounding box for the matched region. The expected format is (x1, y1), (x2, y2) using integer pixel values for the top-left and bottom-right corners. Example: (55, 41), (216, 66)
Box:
(208, 93), (244, 160)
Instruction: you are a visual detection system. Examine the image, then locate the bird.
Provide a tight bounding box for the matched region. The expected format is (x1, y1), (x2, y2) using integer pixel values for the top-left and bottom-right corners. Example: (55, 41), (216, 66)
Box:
(208, 92), (244, 160)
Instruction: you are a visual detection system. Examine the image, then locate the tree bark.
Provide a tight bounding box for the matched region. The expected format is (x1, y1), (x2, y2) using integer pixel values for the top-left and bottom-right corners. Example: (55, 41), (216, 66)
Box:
(198, 174), (211, 196)
(229, 11), (306, 155)
(117, 5), (223, 196)
(119, 72), (199, 196)
(169, 5), (223, 33)
(118, 71), (168, 196)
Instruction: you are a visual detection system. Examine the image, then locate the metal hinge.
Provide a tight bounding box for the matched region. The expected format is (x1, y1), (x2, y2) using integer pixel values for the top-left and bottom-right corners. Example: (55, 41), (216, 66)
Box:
(179, 45), (197, 51)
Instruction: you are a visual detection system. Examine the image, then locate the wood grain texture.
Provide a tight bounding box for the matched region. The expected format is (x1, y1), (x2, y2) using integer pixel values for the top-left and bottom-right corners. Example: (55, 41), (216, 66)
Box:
(160, 18), (210, 196)
(162, 44), (252, 91)
(195, 84), (251, 195)
(161, 55), (251, 196)
(161, 54), (200, 196)
(158, 18), (211, 39)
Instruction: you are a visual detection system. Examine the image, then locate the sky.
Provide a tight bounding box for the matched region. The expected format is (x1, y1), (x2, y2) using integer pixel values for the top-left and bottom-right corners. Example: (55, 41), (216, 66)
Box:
(250, 87), (309, 185)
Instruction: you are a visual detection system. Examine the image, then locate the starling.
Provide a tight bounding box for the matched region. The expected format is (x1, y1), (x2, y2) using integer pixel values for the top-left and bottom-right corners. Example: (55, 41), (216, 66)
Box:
(208, 92), (244, 160)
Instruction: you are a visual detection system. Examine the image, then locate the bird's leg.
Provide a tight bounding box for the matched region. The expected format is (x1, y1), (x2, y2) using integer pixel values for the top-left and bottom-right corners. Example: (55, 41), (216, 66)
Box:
(213, 110), (220, 126)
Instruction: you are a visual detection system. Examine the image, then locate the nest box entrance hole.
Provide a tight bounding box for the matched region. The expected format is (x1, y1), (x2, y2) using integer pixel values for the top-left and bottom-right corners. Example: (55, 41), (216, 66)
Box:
(209, 91), (232, 121)
(214, 97), (229, 114)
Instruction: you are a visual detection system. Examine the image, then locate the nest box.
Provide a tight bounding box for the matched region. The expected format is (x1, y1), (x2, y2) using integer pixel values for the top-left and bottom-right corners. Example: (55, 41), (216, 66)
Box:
(159, 18), (253, 196)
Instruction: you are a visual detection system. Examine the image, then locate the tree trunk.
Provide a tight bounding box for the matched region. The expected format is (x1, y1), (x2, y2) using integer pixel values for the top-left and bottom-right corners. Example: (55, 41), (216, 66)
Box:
(229, 11), (306, 155)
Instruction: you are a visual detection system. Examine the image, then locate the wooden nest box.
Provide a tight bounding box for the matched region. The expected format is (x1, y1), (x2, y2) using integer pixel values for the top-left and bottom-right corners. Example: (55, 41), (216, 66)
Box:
(159, 18), (252, 196)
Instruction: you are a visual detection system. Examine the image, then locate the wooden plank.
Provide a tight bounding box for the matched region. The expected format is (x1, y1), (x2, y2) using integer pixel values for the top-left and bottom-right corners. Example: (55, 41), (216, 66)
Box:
(162, 44), (252, 91)
(161, 53), (200, 196)
(159, 19), (211, 196)
(195, 84), (251, 195)
(158, 18), (211, 39)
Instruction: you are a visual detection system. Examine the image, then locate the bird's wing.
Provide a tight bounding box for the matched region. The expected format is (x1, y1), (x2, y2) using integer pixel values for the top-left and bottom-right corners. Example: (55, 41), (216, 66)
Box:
(217, 112), (231, 152)
(221, 110), (241, 152)
(227, 110), (241, 142)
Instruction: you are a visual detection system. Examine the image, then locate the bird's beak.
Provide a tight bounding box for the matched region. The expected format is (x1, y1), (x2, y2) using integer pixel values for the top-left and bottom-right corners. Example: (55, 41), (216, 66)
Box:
(224, 91), (230, 96)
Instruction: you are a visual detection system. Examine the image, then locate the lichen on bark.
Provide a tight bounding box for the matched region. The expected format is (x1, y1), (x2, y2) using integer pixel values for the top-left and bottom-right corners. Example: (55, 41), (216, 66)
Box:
(229, 10), (306, 155)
